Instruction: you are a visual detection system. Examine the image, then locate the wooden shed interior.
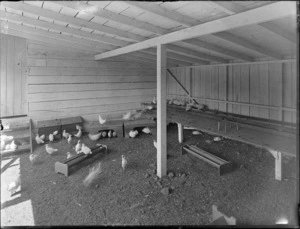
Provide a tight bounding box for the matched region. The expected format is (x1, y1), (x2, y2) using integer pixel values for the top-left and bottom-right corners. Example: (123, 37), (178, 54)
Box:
(0, 1), (298, 226)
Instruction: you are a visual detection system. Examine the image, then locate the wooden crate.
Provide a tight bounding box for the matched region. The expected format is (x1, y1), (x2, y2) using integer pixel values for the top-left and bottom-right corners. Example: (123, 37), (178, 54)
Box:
(37, 119), (61, 141)
(124, 119), (156, 138)
(88, 120), (123, 138)
(61, 116), (83, 135)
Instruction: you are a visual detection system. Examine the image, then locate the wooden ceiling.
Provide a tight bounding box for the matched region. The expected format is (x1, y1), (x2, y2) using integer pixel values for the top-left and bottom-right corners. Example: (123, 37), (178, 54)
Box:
(0, 1), (297, 67)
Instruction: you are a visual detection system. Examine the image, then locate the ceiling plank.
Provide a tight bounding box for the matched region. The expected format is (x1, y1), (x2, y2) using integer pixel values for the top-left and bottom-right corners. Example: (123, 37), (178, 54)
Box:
(1, 1), (145, 42)
(209, 1), (297, 44)
(125, 1), (198, 27)
(214, 32), (283, 59)
(58, 1), (169, 35)
(0, 10), (128, 48)
(95, 2), (295, 60)
(182, 39), (254, 61)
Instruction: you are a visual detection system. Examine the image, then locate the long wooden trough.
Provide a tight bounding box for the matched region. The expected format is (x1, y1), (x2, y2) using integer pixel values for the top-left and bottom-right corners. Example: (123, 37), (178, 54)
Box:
(182, 144), (233, 176)
(55, 144), (107, 177)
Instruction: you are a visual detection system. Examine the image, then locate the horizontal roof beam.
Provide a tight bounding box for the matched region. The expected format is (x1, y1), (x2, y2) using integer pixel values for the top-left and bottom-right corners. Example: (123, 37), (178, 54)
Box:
(95, 2), (295, 60)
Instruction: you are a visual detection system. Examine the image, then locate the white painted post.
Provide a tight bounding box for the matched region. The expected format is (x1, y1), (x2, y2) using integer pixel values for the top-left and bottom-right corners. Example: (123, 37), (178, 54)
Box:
(157, 44), (167, 178)
(275, 151), (282, 181)
(178, 123), (183, 143)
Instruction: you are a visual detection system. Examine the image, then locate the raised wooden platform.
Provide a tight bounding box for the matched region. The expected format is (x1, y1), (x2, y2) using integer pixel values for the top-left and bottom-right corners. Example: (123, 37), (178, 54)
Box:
(85, 120), (123, 137)
(142, 105), (297, 180)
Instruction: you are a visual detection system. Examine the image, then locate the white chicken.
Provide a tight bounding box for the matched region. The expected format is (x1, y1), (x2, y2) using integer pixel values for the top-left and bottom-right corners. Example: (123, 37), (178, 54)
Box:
(74, 128), (82, 138)
(142, 127), (152, 135)
(81, 143), (92, 155)
(101, 131), (107, 138)
(132, 110), (143, 120)
(83, 162), (102, 187)
(153, 140), (157, 149)
(76, 124), (82, 130)
(10, 140), (17, 151)
(35, 134), (44, 144)
(62, 130), (70, 139)
(122, 155), (128, 173)
(67, 135), (72, 144)
(45, 144), (58, 155)
(7, 175), (21, 196)
(146, 105), (154, 110)
(129, 130), (138, 138)
(122, 111), (132, 120)
(98, 115), (106, 125)
(39, 134), (45, 140)
(152, 96), (157, 104)
(66, 152), (73, 159)
(53, 130), (59, 136)
(185, 103), (192, 111)
(108, 130), (112, 138)
(112, 131), (117, 137)
(75, 140), (81, 153)
(29, 154), (40, 164)
(49, 133), (54, 142)
(88, 132), (101, 141)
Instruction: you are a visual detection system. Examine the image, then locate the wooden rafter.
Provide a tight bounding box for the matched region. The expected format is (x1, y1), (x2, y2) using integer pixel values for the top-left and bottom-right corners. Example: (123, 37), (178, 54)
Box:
(1, 1), (145, 42)
(95, 2), (295, 60)
(209, 1), (297, 44)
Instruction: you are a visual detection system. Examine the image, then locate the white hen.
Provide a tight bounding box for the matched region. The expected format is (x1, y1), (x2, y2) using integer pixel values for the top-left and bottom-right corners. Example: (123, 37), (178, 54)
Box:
(129, 130), (138, 138)
(98, 115), (106, 125)
(153, 140), (157, 149)
(142, 127), (151, 135)
(122, 155), (128, 173)
(67, 135), (72, 144)
(66, 152), (73, 159)
(53, 130), (59, 136)
(75, 140), (81, 153)
(74, 128), (82, 138)
(122, 111), (132, 120)
(7, 175), (21, 196)
(49, 133), (54, 142)
(45, 144), (58, 155)
(83, 162), (102, 187)
(29, 154), (40, 164)
(35, 134), (44, 144)
(81, 143), (92, 155)
(88, 132), (101, 141)
(10, 140), (17, 151)
(62, 130), (70, 139)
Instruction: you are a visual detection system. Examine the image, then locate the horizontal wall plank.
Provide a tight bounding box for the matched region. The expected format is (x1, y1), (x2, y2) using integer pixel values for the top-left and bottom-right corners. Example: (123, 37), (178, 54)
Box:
(29, 94), (154, 111)
(28, 67), (156, 76)
(28, 88), (156, 102)
(28, 82), (156, 94)
(27, 48), (95, 60)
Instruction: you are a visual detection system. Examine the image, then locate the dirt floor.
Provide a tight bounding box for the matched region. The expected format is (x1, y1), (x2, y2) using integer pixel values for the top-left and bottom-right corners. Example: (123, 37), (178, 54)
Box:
(1, 124), (298, 226)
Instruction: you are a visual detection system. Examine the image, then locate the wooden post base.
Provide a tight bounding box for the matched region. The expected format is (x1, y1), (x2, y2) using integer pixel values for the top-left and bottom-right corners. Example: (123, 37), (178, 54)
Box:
(269, 150), (282, 181)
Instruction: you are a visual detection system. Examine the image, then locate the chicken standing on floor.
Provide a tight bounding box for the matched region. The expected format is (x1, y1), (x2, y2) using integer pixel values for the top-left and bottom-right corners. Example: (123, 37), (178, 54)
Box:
(88, 132), (102, 141)
(49, 133), (54, 142)
(142, 127), (152, 135)
(153, 140), (157, 149)
(62, 130), (70, 139)
(7, 175), (21, 196)
(66, 152), (73, 159)
(67, 135), (72, 144)
(53, 130), (59, 136)
(45, 144), (58, 155)
(35, 134), (44, 144)
(75, 140), (81, 153)
(129, 130), (138, 138)
(83, 162), (102, 187)
(39, 134), (45, 140)
(29, 153), (40, 164)
(74, 128), (82, 138)
(98, 115), (106, 125)
(122, 155), (128, 173)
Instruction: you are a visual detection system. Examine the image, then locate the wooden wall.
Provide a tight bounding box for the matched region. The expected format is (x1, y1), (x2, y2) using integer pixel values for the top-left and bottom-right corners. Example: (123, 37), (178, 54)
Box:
(26, 40), (156, 129)
(168, 61), (297, 123)
(1, 34), (27, 117)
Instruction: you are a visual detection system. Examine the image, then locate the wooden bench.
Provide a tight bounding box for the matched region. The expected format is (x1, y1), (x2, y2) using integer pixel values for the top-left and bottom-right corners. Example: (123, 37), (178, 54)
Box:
(55, 144), (107, 177)
(182, 144), (233, 176)
(123, 119), (156, 138)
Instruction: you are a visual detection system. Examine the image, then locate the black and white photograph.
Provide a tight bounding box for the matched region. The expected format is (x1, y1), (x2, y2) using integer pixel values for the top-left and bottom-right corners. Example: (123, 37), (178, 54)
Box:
(0, 1), (298, 226)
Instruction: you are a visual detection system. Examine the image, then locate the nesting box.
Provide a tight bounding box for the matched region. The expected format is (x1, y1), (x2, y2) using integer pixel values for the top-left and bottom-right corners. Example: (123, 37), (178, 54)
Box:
(88, 120), (123, 138)
(61, 116), (83, 135)
(123, 119), (156, 138)
(37, 119), (61, 141)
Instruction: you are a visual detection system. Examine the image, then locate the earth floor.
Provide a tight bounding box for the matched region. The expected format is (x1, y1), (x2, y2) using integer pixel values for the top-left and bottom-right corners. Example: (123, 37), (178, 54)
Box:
(1, 124), (298, 226)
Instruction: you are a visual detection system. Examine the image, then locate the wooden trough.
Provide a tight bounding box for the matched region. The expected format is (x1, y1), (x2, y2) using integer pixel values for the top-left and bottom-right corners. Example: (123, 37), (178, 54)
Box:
(123, 119), (156, 138)
(55, 144), (107, 177)
(182, 144), (233, 176)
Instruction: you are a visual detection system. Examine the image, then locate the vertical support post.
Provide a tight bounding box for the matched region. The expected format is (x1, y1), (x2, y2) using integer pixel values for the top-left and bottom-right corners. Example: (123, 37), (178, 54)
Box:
(225, 65), (228, 114)
(157, 44), (167, 178)
(177, 123), (183, 143)
(275, 151), (282, 181)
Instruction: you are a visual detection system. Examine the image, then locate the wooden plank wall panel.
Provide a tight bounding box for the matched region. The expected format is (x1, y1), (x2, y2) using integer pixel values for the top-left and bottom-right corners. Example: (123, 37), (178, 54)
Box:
(168, 61), (296, 123)
(0, 33), (7, 117)
(269, 63), (282, 121)
(6, 35), (15, 116)
(26, 40), (156, 129)
(218, 66), (226, 112)
(240, 65), (250, 116)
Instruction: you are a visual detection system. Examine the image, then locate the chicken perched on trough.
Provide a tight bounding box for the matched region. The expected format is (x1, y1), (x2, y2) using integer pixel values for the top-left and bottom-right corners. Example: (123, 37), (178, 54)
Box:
(66, 152), (74, 159)
(45, 144), (58, 155)
(81, 143), (92, 155)
(83, 162), (102, 187)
